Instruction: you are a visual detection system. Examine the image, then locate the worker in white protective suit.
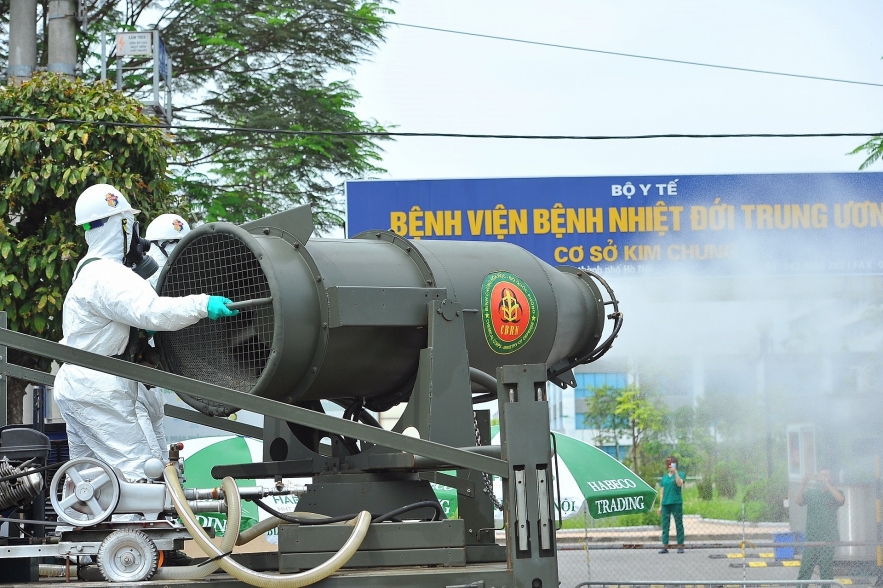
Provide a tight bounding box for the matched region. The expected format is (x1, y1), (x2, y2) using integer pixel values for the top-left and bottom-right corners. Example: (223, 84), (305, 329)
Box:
(129, 213), (192, 461)
(54, 184), (239, 481)
(145, 213), (191, 290)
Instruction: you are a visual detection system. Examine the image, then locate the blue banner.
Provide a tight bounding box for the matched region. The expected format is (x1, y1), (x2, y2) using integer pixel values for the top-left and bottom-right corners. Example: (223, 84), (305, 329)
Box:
(345, 173), (883, 276)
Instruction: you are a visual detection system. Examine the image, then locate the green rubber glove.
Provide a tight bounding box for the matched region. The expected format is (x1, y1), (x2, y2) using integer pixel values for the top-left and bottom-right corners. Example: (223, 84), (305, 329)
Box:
(207, 296), (239, 320)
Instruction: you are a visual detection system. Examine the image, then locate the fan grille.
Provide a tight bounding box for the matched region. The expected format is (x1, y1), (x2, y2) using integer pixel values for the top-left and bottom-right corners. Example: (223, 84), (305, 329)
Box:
(159, 231), (274, 393)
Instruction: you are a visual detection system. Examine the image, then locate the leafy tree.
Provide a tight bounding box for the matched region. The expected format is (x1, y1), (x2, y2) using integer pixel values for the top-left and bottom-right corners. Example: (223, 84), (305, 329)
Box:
(614, 384), (667, 474)
(583, 384), (628, 457)
(0, 1), (8, 64)
(71, 0), (392, 230)
(852, 133), (883, 169)
(665, 404), (714, 475)
(851, 52), (883, 170)
(0, 73), (177, 423)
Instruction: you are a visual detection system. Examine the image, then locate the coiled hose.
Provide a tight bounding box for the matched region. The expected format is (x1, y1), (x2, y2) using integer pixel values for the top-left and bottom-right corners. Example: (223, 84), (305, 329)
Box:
(164, 465), (371, 588)
(153, 475), (242, 580)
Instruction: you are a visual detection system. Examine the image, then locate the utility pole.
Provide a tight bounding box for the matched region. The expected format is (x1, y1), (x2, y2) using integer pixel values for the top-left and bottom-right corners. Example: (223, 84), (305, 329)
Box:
(47, 0), (78, 78)
(8, 0), (38, 84)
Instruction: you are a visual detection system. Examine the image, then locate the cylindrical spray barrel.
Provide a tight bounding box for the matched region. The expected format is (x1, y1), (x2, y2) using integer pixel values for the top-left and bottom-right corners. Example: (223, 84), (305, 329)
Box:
(156, 223), (607, 409)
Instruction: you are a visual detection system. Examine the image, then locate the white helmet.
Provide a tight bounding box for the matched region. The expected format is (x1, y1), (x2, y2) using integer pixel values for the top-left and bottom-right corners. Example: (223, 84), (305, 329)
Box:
(145, 213), (191, 241)
(75, 184), (139, 227)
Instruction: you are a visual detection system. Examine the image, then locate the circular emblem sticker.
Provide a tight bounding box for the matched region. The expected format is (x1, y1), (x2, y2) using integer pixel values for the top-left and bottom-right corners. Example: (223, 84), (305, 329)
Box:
(481, 271), (539, 354)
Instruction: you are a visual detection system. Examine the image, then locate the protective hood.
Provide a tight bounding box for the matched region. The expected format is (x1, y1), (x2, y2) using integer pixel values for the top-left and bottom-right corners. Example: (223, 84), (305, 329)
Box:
(82, 212), (129, 265)
(147, 244), (170, 289)
(80, 212), (157, 280)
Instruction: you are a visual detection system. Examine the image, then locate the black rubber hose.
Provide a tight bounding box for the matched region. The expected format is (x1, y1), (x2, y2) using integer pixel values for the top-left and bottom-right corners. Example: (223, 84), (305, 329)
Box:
(249, 498), (443, 525)
(0, 460), (66, 484)
(330, 399), (382, 428)
(371, 500), (443, 523)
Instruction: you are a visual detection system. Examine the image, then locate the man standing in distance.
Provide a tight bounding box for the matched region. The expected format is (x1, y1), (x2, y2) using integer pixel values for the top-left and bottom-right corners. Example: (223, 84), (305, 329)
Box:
(796, 469), (844, 587)
(657, 456), (685, 553)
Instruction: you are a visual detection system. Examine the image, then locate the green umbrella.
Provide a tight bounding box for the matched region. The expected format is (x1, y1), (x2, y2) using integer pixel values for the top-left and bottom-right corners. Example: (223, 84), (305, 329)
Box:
(180, 436), (265, 535)
(489, 427), (656, 519)
(429, 479), (458, 519)
(552, 432), (657, 518)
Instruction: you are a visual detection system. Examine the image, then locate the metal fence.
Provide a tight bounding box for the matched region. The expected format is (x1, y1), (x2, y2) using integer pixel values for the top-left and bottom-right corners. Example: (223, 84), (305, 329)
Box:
(554, 516), (882, 588)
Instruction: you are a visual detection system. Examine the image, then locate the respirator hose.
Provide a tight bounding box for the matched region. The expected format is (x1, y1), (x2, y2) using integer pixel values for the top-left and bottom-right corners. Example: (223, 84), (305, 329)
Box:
(163, 465), (371, 587)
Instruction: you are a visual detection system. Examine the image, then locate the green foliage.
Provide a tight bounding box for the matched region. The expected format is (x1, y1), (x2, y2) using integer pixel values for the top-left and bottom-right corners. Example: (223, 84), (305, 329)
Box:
(0, 1), (8, 61)
(582, 385), (628, 453)
(743, 500), (766, 522)
(74, 1), (393, 231)
(0, 73), (176, 351)
(713, 462), (738, 499)
(680, 486), (745, 520)
(851, 137), (883, 170)
(614, 384), (667, 474)
(696, 477), (714, 501)
(743, 470), (788, 522)
(588, 511), (661, 528)
(562, 482), (788, 529)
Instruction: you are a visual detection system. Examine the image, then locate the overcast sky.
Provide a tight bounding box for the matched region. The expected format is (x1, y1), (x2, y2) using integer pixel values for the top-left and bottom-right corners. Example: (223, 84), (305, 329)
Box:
(348, 1), (883, 181)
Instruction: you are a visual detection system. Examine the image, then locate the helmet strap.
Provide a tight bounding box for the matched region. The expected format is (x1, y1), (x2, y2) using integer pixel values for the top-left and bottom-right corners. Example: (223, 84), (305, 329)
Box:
(157, 240), (178, 258)
(121, 217), (129, 259)
(82, 218), (106, 232)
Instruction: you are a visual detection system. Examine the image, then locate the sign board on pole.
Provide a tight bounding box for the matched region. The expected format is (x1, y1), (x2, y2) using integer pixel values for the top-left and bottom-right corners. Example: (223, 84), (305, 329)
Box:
(115, 32), (152, 56)
(346, 173), (883, 277)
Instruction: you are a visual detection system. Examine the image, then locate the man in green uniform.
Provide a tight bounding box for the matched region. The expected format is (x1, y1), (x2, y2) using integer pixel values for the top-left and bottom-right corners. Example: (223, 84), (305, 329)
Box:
(796, 469), (844, 587)
(657, 456), (685, 553)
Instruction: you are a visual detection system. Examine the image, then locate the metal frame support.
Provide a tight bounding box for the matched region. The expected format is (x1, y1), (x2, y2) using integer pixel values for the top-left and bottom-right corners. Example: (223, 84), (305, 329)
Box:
(387, 297), (498, 548)
(152, 30), (160, 111)
(498, 363), (559, 588)
(0, 312), (6, 427)
(575, 581), (850, 588)
(101, 29), (173, 124)
(393, 298), (475, 447)
(0, 326), (508, 478)
(876, 452), (882, 575)
(100, 31), (106, 81)
(163, 404), (263, 439)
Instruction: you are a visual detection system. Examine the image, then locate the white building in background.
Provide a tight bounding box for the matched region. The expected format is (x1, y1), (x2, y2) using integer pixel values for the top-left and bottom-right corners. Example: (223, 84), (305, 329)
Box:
(548, 360), (631, 459)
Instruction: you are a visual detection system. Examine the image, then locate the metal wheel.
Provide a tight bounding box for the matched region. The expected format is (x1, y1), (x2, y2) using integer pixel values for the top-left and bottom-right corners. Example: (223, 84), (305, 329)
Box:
(97, 529), (158, 582)
(50, 457), (121, 526)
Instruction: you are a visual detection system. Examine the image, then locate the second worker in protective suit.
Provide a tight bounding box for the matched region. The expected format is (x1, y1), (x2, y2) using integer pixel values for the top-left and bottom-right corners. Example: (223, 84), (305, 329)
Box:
(129, 213), (193, 462)
(54, 184), (237, 481)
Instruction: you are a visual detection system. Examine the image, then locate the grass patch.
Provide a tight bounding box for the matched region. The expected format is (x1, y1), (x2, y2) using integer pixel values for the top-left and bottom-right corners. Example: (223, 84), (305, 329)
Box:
(558, 484), (778, 528)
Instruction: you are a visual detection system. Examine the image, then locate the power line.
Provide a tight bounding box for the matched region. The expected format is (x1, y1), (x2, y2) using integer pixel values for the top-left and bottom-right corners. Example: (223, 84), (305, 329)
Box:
(1, 116), (880, 140)
(385, 20), (883, 89)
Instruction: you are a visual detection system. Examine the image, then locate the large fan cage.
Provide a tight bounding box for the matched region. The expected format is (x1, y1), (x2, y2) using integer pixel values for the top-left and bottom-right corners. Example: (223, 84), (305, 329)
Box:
(158, 230), (275, 394)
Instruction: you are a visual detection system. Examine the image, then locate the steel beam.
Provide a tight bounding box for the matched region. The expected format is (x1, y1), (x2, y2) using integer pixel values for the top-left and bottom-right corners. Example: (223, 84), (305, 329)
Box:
(327, 286), (445, 327)
(0, 313), (6, 427)
(0, 328), (508, 478)
(0, 362), (55, 387)
(163, 404), (262, 439)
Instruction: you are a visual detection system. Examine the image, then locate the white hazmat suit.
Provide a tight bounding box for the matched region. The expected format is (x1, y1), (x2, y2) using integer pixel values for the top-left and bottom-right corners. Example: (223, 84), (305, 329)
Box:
(135, 215), (190, 460)
(55, 209), (211, 481)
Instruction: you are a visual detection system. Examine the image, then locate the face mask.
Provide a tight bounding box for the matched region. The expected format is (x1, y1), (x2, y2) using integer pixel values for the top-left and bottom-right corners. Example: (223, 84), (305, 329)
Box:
(156, 239), (179, 258)
(122, 218), (158, 279)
